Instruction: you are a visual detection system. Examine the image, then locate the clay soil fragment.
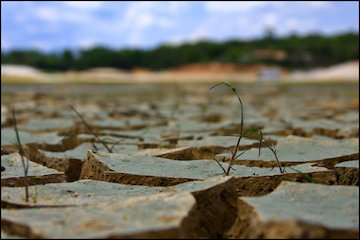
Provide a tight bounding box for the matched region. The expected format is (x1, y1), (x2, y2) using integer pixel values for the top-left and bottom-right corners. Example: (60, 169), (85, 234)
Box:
(1, 153), (65, 187)
(227, 181), (359, 239)
(1, 176), (238, 238)
(37, 142), (138, 176)
(217, 135), (359, 168)
(1, 176), (231, 207)
(333, 160), (360, 186)
(80, 150), (330, 186)
(283, 118), (359, 138)
(1, 128), (64, 146)
(17, 117), (75, 132)
(335, 160), (359, 168)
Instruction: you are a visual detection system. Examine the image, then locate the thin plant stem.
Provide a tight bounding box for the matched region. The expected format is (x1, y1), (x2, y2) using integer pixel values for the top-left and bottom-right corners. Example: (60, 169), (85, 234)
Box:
(210, 82), (244, 175)
(12, 108), (29, 202)
(227, 135), (242, 175)
(69, 104), (113, 153)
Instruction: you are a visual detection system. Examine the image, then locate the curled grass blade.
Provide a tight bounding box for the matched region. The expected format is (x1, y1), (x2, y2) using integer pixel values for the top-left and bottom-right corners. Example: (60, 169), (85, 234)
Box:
(284, 164), (317, 183)
(206, 153), (227, 175)
(235, 148), (250, 160)
(238, 127), (263, 156)
(210, 82), (244, 136)
(243, 127), (261, 137)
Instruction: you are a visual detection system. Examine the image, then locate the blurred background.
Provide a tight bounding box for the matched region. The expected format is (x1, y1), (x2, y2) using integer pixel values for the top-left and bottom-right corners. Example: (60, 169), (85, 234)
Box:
(1, 1), (359, 83)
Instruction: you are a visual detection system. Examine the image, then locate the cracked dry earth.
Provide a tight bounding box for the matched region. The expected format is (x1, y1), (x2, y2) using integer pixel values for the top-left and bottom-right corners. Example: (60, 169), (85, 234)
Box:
(1, 83), (359, 239)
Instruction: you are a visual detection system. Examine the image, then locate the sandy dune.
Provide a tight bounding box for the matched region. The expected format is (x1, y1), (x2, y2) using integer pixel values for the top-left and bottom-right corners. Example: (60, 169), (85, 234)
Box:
(1, 61), (358, 84)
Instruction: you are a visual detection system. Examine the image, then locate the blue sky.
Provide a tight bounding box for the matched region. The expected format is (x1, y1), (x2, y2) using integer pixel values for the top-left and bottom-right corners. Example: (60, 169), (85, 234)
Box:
(1, 1), (359, 52)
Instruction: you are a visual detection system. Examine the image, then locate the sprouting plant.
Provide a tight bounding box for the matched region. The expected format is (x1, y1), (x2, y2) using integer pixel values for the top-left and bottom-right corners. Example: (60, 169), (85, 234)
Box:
(69, 104), (113, 153)
(12, 108), (29, 202)
(207, 82), (284, 175)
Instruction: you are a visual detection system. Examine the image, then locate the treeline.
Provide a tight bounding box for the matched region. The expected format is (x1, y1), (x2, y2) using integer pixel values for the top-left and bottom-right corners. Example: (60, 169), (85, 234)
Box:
(1, 32), (358, 72)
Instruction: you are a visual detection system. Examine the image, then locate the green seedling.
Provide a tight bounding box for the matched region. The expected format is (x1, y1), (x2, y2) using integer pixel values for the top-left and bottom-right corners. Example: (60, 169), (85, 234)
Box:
(208, 82), (284, 175)
(12, 108), (29, 202)
(69, 104), (113, 153)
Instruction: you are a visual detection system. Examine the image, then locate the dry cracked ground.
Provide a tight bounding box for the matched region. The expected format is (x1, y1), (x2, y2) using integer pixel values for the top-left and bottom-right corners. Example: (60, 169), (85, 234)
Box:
(1, 83), (359, 239)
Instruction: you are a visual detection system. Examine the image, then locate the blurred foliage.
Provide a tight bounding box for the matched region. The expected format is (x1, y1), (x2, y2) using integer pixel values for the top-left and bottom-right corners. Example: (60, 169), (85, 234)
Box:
(1, 32), (358, 72)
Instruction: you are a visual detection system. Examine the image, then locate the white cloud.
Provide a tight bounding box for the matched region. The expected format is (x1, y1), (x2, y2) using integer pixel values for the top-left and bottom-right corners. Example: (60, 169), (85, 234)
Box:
(262, 13), (278, 27)
(35, 6), (91, 23)
(135, 13), (154, 28)
(205, 1), (332, 14)
(36, 7), (59, 22)
(127, 31), (143, 46)
(167, 1), (190, 13)
(135, 12), (172, 28)
(299, 1), (331, 8)
(117, 2), (175, 46)
(31, 40), (51, 51)
(120, 2), (174, 29)
(1, 1), (356, 51)
(274, 1), (332, 12)
(205, 1), (269, 13)
(189, 27), (209, 42)
(165, 37), (186, 46)
(77, 38), (98, 49)
(284, 18), (303, 29)
(126, 1), (187, 14)
(279, 18), (318, 34)
(64, 1), (102, 10)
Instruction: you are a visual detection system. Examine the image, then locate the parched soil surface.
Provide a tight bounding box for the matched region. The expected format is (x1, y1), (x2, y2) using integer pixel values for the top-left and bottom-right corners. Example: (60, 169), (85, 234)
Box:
(1, 82), (359, 239)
